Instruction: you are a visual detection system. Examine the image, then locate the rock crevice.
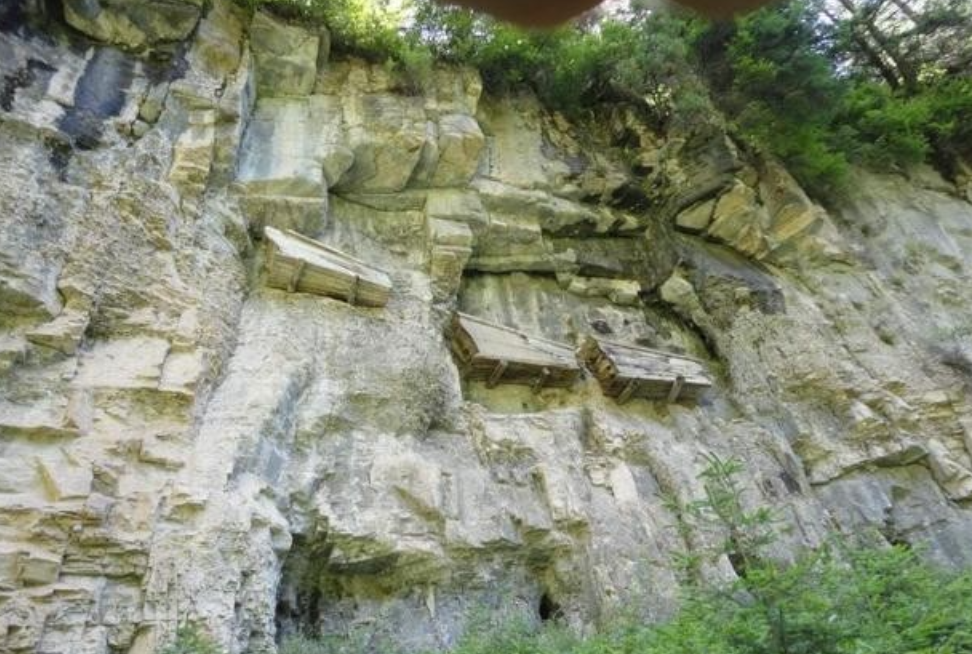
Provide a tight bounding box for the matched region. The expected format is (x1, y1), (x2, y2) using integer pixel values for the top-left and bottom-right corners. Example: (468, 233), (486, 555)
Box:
(2, 4), (972, 654)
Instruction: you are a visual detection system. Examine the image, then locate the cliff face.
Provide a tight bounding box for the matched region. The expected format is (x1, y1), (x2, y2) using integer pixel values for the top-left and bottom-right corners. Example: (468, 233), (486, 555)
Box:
(2, 3), (972, 653)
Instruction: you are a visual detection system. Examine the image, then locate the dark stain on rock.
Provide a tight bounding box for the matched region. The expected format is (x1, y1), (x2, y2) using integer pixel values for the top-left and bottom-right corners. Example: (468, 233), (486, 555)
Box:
(44, 134), (73, 180)
(0, 0), (61, 38)
(0, 0), (28, 34)
(538, 592), (563, 622)
(1, 58), (54, 111)
(58, 47), (134, 149)
(590, 319), (613, 335)
(0, 67), (29, 111)
(679, 239), (786, 317)
(326, 552), (401, 576)
(609, 181), (652, 212)
(143, 39), (190, 85)
(779, 469), (802, 495)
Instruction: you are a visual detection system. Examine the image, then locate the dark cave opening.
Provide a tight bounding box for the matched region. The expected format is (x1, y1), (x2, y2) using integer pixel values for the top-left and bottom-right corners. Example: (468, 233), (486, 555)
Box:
(727, 551), (748, 579)
(538, 592), (563, 622)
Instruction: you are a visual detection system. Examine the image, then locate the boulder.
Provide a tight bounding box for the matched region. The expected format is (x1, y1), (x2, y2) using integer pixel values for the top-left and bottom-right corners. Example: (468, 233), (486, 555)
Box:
(758, 158), (825, 253)
(669, 133), (742, 213)
(250, 11), (321, 97)
(24, 308), (90, 356)
(18, 551), (62, 586)
(467, 213), (565, 273)
(422, 66), (483, 116)
(564, 276), (641, 306)
(476, 95), (572, 190)
(429, 113), (484, 187)
(336, 94), (428, 194)
(235, 95), (337, 230)
(191, 0), (245, 76)
(427, 218), (473, 303)
(707, 181), (769, 258)
(675, 198), (715, 234)
(659, 273), (700, 310)
(36, 452), (92, 502)
(63, 0), (204, 50)
(425, 189), (489, 239)
(927, 440), (972, 501)
(168, 109), (216, 197)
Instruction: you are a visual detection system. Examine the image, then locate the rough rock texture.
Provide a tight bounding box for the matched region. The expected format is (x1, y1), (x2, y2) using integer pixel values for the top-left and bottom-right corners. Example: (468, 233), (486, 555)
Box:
(3, 3), (972, 654)
(63, 0), (205, 50)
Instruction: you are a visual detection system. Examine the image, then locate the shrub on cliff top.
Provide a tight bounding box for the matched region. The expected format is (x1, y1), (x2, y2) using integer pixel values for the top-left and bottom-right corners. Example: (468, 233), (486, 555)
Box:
(235, 0), (972, 198)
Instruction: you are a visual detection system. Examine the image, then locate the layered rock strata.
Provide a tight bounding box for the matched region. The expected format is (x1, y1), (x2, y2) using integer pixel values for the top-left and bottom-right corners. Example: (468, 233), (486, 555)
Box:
(2, 3), (972, 653)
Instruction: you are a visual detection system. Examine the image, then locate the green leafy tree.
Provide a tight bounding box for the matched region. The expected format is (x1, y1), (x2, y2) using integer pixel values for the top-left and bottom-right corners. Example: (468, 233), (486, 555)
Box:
(702, 0), (851, 195)
(650, 454), (972, 654)
(236, 0), (972, 192)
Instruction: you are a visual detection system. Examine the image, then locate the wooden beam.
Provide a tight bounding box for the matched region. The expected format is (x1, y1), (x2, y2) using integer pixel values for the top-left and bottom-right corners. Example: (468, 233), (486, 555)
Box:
(347, 275), (360, 305)
(266, 241), (276, 270)
(287, 260), (306, 293)
(667, 375), (685, 403)
(618, 379), (638, 405)
(532, 367), (551, 394)
(487, 360), (508, 388)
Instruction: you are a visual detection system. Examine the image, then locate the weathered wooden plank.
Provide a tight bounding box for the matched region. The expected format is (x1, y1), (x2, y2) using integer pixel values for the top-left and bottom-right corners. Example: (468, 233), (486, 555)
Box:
(532, 367), (551, 394)
(580, 336), (711, 404)
(264, 226), (392, 307)
(667, 375), (685, 403)
(618, 379), (638, 405)
(487, 360), (508, 388)
(459, 320), (575, 367)
(287, 260), (306, 293)
(449, 313), (581, 389)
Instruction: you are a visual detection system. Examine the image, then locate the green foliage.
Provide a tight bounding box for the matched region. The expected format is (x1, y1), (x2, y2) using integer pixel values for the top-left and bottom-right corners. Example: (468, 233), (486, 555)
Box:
(410, 5), (713, 125)
(233, 0), (330, 22)
(279, 632), (384, 654)
(709, 0), (851, 196)
(438, 619), (582, 654)
(687, 454), (779, 571)
(284, 456), (972, 654)
(159, 625), (223, 654)
(285, 548), (972, 654)
(705, 0), (972, 196)
(659, 542), (972, 654)
(235, 0), (972, 195)
(235, 0), (434, 90)
(837, 82), (931, 169)
(920, 77), (972, 171)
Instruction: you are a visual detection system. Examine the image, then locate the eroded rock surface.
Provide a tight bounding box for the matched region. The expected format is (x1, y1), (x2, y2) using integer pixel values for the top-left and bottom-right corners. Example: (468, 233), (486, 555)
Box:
(2, 3), (972, 654)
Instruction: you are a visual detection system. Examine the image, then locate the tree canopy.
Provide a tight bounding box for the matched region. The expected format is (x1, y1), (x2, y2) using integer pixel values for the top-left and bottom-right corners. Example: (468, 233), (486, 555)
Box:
(239, 0), (972, 198)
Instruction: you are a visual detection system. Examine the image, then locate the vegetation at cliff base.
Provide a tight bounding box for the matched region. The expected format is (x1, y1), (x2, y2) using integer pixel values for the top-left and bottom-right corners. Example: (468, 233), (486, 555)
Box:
(280, 455), (972, 654)
(160, 624), (223, 654)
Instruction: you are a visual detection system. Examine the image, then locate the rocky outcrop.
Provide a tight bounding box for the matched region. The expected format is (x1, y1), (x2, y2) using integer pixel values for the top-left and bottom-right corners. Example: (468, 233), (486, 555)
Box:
(63, 0), (205, 50)
(2, 3), (972, 654)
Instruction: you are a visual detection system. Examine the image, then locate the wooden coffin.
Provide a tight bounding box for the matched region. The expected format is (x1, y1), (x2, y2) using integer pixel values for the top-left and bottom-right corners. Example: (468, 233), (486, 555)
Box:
(449, 313), (582, 391)
(579, 336), (712, 404)
(263, 226), (392, 307)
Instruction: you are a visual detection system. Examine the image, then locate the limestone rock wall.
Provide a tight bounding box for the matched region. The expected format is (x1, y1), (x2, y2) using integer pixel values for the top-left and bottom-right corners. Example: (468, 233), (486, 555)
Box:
(2, 3), (972, 653)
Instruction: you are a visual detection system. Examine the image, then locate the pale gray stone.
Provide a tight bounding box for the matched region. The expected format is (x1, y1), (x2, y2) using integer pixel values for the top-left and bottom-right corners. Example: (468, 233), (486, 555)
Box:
(250, 11), (320, 97)
(63, 0), (203, 50)
(675, 198), (715, 234)
(429, 113), (484, 187)
(3, 14), (972, 654)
